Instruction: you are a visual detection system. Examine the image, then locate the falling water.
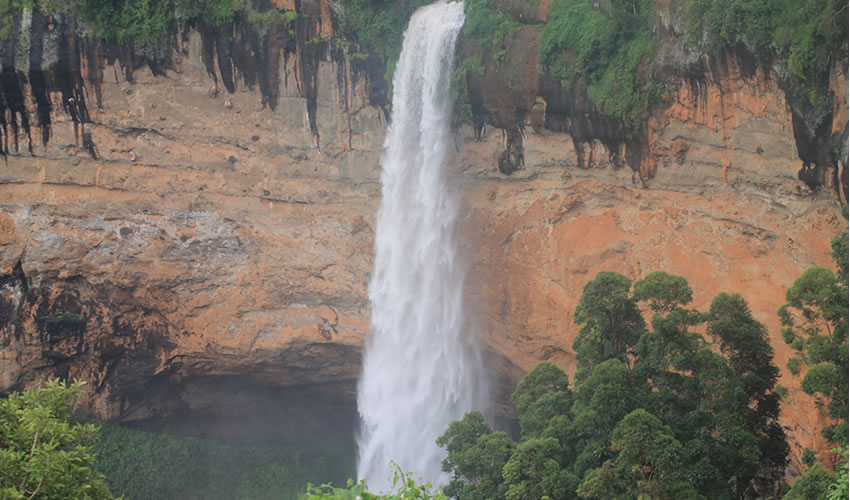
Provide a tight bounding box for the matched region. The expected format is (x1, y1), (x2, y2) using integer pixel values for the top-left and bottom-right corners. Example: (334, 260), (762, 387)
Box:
(356, 0), (485, 491)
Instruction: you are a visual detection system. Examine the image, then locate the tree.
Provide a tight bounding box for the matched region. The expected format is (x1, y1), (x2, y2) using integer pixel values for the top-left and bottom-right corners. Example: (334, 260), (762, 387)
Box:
(783, 464), (837, 500)
(502, 438), (574, 500)
(696, 293), (787, 498)
(507, 363), (580, 499)
(708, 294), (783, 424)
(440, 271), (790, 499)
(827, 446), (849, 500)
(573, 272), (646, 373)
(0, 379), (115, 500)
(636, 281), (788, 498)
(510, 362), (572, 439)
(779, 231), (848, 445)
(577, 409), (701, 500)
(570, 359), (644, 444)
(633, 271), (694, 314)
(436, 412), (514, 500)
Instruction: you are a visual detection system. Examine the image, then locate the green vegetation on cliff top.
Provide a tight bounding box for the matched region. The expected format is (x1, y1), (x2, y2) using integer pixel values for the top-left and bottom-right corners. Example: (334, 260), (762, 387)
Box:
(463, 0), (518, 56)
(539, 0), (665, 129)
(462, 0), (847, 131)
(3, 0), (846, 129)
(336, 0), (432, 96)
(0, 0), (293, 42)
(683, 0), (848, 111)
(449, 0), (518, 126)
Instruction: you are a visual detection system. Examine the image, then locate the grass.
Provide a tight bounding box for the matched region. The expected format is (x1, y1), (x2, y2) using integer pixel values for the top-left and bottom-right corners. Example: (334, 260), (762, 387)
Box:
(92, 421), (356, 500)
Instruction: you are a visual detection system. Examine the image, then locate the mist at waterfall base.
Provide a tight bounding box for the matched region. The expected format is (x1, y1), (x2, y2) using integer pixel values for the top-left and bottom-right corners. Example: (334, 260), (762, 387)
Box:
(356, 0), (488, 492)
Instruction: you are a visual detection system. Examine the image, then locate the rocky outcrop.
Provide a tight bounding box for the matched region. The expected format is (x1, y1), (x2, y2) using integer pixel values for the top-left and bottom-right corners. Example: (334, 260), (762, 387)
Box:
(459, 1), (848, 200)
(0, 0), (845, 476)
(0, 0), (382, 429)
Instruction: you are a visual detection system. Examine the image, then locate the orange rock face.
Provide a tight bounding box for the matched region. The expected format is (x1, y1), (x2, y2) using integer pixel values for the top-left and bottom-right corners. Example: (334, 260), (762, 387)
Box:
(0, 10), (845, 479)
(453, 130), (841, 473)
(448, 53), (846, 472)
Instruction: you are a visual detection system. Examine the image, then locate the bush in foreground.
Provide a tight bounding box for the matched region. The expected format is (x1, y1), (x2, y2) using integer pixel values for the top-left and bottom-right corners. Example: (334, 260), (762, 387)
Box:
(301, 468), (446, 500)
(0, 379), (115, 499)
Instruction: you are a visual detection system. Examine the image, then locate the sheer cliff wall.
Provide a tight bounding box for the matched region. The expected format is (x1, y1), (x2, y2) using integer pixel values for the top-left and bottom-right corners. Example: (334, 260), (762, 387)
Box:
(0, 0), (845, 473)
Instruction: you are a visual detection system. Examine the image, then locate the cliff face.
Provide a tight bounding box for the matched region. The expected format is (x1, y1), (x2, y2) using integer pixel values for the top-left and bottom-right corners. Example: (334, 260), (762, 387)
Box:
(0, 0), (845, 473)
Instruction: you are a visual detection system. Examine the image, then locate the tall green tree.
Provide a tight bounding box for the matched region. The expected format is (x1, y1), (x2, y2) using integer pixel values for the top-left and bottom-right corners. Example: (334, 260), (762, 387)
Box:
(568, 358), (646, 479)
(440, 271), (790, 499)
(634, 273), (788, 498)
(502, 437), (574, 500)
(577, 409), (701, 500)
(706, 293), (788, 498)
(573, 272), (646, 374)
(779, 230), (849, 445)
(632, 270), (694, 314)
(0, 379), (115, 500)
(436, 412), (514, 500)
(511, 362), (573, 440)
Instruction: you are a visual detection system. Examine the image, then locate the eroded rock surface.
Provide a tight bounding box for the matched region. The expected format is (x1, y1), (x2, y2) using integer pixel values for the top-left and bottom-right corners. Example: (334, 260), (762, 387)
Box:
(0, 1), (846, 477)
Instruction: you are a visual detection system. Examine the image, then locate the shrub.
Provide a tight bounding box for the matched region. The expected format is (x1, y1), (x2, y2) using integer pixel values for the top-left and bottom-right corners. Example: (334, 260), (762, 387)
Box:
(0, 379), (115, 500)
(301, 468), (447, 500)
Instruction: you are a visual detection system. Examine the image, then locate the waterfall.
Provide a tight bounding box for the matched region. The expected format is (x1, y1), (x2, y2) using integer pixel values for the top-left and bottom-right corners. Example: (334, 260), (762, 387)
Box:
(356, 0), (485, 491)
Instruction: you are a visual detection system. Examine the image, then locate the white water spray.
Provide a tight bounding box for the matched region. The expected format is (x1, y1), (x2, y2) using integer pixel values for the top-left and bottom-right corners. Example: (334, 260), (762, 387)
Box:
(356, 0), (485, 491)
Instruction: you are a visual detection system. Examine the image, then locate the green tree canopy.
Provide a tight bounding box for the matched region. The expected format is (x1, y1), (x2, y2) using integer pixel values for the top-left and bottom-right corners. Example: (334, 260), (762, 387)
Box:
(780, 230), (848, 445)
(0, 379), (115, 500)
(502, 437), (573, 500)
(436, 412), (514, 500)
(577, 409), (700, 500)
(511, 362), (573, 439)
(573, 272), (646, 373)
(441, 270), (790, 499)
(633, 271), (694, 314)
(783, 464), (837, 500)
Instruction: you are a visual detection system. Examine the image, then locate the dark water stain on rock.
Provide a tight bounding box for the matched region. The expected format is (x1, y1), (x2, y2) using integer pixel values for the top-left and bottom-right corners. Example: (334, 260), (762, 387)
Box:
(0, 3), (382, 159)
(696, 43), (846, 200)
(538, 70), (639, 171)
(0, 11), (94, 156)
(0, 30), (33, 155)
(458, 25), (644, 175)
